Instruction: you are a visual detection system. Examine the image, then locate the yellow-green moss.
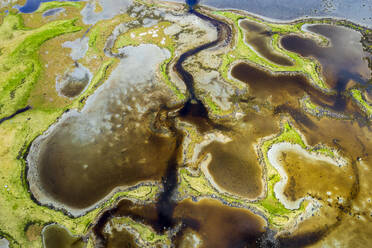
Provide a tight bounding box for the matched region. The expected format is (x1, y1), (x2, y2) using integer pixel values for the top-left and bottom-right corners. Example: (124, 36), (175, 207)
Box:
(36, 1), (82, 13)
(0, 13), (82, 120)
(214, 11), (329, 90)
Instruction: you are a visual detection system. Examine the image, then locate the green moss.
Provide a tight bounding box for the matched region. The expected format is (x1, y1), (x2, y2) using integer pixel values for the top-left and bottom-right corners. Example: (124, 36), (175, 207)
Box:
(311, 147), (335, 158)
(204, 96), (221, 114)
(214, 11), (329, 91)
(88, 25), (100, 53)
(36, 1), (82, 13)
(302, 96), (321, 114)
(350, 88), (372, 118)
(73, 59), (117, 109)
(112, 217), (170, 245)
(0, 13), (82, 120)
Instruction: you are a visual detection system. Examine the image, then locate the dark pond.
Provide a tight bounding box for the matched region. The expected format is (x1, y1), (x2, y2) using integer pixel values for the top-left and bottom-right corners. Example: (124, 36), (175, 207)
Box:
(281, 24), (371, 90)
(240, 20), (293, 66)
(43, 224), (85, 248)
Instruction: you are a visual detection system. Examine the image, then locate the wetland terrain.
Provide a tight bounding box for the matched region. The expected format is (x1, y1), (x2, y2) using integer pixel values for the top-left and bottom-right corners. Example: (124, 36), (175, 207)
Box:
(0, 0), (371, 247)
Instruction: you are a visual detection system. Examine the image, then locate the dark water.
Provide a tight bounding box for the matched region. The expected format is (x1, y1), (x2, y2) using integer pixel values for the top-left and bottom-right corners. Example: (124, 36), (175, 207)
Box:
(16, 0), (79, 14)
(93, 198), (267, 248)
(281, 24), (371, 90)
(203, 137), (264, 199)
(231, 62), (364, 119)
(240, 20), (293, 66)
(0, 106), (31, 124)
(169, 0), (372, 28)
(37, 116), (177, 208)
(43, 224), (85, 248)
(173, 199), (267, 248)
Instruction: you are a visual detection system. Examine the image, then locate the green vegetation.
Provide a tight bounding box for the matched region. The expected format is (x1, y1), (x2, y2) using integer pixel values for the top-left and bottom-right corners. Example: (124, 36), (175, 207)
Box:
(75, 59), (117, 109)
(111, 217), (171, 246)
(310, 146), (336, 158)
(112, 21), (185, 99)
(178, 122), (309, 228)
(0, 13), (82, 120)
(36, 1), (82, 13)
(350, 88), (372, 118)
(204, 95), (222, 115)
(0, 109), (159, 246)
(0, 12), (161, 247)
(215, 11), (329, 90)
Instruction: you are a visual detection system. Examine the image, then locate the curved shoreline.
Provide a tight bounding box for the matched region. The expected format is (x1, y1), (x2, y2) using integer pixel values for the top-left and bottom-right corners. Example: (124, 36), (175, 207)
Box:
(267, 142), (345, 210)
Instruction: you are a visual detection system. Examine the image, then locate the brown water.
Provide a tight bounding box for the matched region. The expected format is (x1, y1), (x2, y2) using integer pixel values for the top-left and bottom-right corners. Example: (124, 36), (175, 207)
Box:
(203, 135), (264, 199)
(231, 62), (365, 120)
(173, 199), (267, 248)
(34, 81), (178, 209)
(100, 227), (138, 248)
(59, 78), (89, 98)
(281, 24), (371, 90)
(240, 20), (293, 66)
(230, 47), (371, 246)
(93, 198), (267, 248)
(37, 117), (176, 208)
(277, 150), (354, 202)
(43, 224), (85, 248)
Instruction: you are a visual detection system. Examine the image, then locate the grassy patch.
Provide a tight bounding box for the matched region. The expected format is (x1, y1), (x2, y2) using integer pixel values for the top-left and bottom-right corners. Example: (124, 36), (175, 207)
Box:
(36, 1), (82, 13)
(0, 13), (82, 120)
(214, 11), (329, 90)
(0, 109), (159, 247)
(350, 88), (372, 118)
(111, 217), (170, 245)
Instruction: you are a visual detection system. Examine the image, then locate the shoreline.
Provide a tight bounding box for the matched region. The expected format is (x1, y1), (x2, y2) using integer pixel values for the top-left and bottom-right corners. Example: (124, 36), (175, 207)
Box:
(267, 142), (345, 210)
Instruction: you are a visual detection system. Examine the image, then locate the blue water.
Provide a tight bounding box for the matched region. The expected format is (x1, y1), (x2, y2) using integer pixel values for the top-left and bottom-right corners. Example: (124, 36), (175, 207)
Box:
(186, 0), (200, 7)
(15, 0), (80, 14)
(176, 0), (372, 28)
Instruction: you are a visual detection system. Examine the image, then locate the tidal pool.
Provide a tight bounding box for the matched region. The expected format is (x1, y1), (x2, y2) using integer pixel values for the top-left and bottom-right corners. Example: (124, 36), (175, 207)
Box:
(231, 62), (365, 120)
(201, 136), (265, 199)
(42, 224), (85, 248)
(173, 199), (267, 248)
(281, 24), (371, 90)
(27, 44), (175, 213)
(93, 198), (267, 248)
(268, 143), (353, 209)
(240, 20), (293, 66)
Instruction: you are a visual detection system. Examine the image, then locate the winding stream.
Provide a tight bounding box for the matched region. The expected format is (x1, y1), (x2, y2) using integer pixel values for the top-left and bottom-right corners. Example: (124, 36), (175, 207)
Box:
(92, 2), (234, 245)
